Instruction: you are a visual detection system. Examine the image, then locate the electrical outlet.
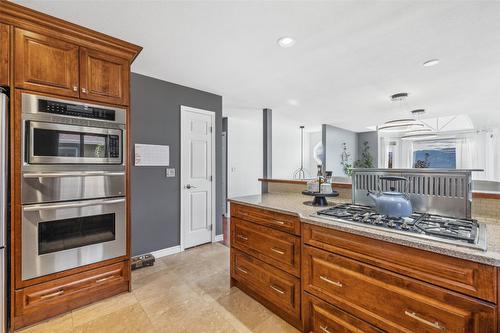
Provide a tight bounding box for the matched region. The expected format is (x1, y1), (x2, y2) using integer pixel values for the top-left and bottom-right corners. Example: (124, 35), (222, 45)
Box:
(166, 168), (176, 178)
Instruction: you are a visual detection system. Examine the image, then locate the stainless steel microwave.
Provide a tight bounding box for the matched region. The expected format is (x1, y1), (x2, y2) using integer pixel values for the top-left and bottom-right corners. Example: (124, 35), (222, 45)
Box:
(22, 93), (126, 165)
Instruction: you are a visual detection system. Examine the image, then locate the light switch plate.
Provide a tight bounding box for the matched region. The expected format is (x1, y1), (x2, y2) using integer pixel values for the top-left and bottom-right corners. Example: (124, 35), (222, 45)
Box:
(166, 168), (176, 178)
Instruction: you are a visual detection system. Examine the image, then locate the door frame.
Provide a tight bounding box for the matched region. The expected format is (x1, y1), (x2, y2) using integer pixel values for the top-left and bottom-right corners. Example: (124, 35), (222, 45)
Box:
(180, 105), (216, 251)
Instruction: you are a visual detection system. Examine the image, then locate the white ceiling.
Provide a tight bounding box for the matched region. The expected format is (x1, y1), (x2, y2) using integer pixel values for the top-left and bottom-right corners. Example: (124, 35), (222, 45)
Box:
(15, 0), (500, 132)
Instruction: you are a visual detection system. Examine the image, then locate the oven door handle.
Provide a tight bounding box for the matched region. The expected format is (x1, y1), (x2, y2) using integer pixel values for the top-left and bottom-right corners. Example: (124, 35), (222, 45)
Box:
(23, 198), (126, 212)
(23, 171), (125, 178)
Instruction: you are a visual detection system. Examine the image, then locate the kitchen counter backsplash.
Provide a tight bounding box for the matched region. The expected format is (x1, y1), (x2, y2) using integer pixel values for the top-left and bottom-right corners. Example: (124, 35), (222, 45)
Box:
(472, 198), (500, 223)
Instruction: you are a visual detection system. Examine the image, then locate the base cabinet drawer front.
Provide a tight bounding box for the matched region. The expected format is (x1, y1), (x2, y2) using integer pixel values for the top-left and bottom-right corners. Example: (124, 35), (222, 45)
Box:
(232, 217), (300, 276)
(303, 223), (496, 303)
(231, 249), (300, 319)
(303, 246), (496, 333)
(231, 203), (300, 235)
(303, 293), (383, 333)
(14, 261), (129, 328)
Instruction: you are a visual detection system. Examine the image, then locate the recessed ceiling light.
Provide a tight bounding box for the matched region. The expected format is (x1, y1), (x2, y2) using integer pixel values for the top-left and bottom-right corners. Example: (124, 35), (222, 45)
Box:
(288, 99), (299, 106)
(423, 59), (440, 67)
(277, 37), (295, 48)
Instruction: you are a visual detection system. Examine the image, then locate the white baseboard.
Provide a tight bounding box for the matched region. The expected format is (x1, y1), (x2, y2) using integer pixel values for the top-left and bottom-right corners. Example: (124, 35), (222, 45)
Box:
(150, 245), (182, 259)
(214, 234), (224, 242)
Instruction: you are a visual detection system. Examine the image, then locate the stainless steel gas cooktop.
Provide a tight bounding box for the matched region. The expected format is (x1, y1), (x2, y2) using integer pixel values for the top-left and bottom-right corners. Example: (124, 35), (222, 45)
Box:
(315, 203), (487, 251)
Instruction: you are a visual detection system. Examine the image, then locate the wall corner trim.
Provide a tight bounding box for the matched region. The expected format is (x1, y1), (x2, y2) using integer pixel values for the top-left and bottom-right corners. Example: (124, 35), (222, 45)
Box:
(150, 245), (182, 259)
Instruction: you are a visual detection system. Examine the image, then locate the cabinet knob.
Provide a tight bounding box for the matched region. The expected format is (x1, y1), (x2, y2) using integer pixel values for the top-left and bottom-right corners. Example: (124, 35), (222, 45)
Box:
(73, 86), (78, 92)
(81, 88), (87, 94)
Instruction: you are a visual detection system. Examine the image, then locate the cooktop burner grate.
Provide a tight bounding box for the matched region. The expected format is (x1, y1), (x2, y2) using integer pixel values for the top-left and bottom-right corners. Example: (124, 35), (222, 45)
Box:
(315, 203), (486, 250)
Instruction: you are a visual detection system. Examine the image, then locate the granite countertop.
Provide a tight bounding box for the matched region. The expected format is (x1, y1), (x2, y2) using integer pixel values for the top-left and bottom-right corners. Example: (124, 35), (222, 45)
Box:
(228, 193), (500, 266)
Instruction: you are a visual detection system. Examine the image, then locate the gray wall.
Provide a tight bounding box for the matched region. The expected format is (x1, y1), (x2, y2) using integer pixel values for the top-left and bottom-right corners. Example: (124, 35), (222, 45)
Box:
(131, 73), (223, 256)
(322, 124), (358, 177)
(357, 131), (379, 168)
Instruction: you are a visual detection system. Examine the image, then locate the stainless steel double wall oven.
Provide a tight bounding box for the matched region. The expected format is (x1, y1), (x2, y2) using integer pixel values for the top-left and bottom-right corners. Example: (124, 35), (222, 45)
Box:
(21, 93), (127, 281)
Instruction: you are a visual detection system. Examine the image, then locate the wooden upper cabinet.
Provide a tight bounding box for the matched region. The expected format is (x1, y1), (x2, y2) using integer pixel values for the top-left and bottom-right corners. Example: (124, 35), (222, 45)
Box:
(0, 24), (10, 87)
(14, 28), (79, 97)
(79, 47), (129, 105)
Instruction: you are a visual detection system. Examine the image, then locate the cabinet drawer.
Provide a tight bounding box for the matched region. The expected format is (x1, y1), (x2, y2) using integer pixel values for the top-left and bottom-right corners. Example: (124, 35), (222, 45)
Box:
(303, 245), (496, 333)
(303, 292), (383, 333)
(14, 261), (129, 328)
(231, 248), (300, 320)
(303, 223), (496, 303)
(231, 203), (300, 235)
(231, 217), (300, 276)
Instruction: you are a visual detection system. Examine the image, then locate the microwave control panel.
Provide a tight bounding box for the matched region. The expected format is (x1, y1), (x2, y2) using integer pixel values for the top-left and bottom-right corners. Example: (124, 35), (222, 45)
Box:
(109, 135), (120, 158)
(39, 100), (116, 121)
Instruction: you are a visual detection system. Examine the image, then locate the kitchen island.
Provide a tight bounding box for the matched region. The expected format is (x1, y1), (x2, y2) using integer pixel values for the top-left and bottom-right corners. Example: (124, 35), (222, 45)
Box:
(229, 192), (500, 332)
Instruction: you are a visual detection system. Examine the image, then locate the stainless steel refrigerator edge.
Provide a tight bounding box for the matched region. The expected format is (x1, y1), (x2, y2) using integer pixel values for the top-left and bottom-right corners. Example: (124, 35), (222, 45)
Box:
(0, 89), (9, 333)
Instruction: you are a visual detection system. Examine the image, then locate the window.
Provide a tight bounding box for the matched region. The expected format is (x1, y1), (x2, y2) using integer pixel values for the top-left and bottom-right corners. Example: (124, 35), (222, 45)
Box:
(412, 140), (456, 169)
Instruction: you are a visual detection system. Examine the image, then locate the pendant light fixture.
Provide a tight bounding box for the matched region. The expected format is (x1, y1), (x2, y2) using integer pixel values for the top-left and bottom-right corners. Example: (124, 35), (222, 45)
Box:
(377, 94), (425, 133)
(400, 109), (438, 140)
(293, 126), (308, 179)
(401, 128), (438, 140)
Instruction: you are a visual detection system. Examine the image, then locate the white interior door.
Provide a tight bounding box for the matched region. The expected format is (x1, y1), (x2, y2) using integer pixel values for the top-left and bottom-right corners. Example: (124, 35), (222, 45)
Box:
(181, 106), (215, 249)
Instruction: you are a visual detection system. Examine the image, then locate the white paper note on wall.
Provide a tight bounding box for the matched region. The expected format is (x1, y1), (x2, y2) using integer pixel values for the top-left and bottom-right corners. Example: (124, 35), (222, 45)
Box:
(135, 144), (170, 166)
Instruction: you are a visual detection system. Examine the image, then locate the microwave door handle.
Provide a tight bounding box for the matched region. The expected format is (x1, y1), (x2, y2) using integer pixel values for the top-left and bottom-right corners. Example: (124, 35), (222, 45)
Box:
(23, 198), (126, 212)
(23, 171), (125, 178)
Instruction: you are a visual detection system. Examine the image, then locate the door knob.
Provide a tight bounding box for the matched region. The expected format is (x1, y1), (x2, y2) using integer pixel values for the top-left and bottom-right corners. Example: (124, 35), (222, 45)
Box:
(185, 184), (197, 189)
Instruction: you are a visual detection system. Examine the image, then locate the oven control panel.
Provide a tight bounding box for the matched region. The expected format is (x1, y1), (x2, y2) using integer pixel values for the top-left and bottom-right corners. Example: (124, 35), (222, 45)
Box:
(39, 100), (116, 121)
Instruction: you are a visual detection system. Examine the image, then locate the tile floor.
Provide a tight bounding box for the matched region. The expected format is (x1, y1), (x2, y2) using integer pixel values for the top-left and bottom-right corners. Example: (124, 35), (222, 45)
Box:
(18, 243), (299, 333)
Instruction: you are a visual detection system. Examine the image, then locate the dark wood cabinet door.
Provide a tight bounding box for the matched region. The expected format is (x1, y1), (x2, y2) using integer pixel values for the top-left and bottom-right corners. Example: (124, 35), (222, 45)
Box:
(231, 217), (301, 277)
(0, 24), (10, 87)
(303, 293), (383, 333)
(80, 47), (129, 105)
(231, 203), (301, 235)
(231, 249), (301, 321)
(14, 28), (79, 97)
(14, 260), (129, 329)
(303, 245), (496, 333)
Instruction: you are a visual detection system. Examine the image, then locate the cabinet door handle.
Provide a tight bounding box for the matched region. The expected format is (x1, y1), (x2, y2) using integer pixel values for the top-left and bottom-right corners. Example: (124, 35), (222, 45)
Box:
(96, 276), (115, 283)
(81, 88), (88, 94)
(270, 284), (285, 295)
(320, 275), (343, 288)
(404, 311), (445, 331)
(319, 325), (331, 333)
(237, 234), (248, 241)
(271, 247), (285, 255)
(236, 267), (248, 274)
(40, 290), (64, 299)
(72, 86), (78, 92)
(272, 220), (285, 225)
